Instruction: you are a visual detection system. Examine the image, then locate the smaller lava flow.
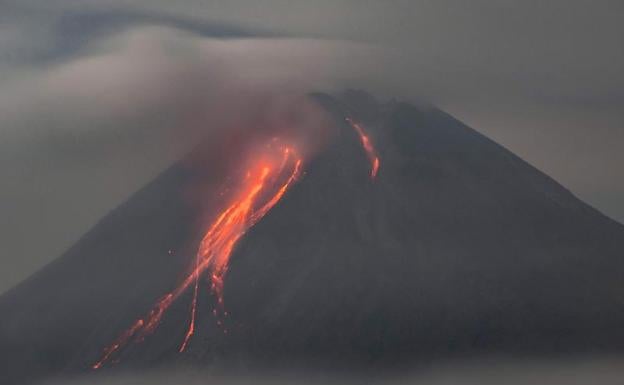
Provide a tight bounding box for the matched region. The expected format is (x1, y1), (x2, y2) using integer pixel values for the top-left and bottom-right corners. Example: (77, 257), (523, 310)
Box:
(346, 117), (380, 179)
(93, 140), (302, 369)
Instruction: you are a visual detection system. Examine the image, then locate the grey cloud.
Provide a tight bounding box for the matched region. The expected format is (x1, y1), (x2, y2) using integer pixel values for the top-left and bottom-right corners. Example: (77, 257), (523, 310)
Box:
(0, 23), (368, 293)
(0, 1), (623, 293)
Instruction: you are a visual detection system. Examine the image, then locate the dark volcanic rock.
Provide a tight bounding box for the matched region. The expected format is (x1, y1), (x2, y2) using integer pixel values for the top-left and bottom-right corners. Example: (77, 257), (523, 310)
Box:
(2, 92), (624, 384)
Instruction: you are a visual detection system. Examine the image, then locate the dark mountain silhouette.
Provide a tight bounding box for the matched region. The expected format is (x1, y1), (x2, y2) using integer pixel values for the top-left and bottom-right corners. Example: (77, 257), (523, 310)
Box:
(2, 91), (624, 384)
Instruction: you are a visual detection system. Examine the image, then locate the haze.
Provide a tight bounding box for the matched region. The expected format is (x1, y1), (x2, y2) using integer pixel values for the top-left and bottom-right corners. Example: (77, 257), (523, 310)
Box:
(0, 0), (622, 297)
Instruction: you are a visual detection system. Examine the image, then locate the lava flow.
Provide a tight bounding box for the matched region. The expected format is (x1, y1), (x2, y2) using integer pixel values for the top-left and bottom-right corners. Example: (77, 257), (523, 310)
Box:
(93, 140), (302, 369)
(346, 117), (380, 179)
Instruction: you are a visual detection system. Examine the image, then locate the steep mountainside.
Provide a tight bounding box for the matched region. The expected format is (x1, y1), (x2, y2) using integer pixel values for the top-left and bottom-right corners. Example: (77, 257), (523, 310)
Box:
(2, 91), (624, 384)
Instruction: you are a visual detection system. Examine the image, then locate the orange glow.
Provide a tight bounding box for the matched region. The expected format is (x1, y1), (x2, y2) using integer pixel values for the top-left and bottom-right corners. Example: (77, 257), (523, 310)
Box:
(178, 255), (199, 353)
(92, 319), (144, 370)
(93, 141), (303, 369)
(346, 117), (380, 179)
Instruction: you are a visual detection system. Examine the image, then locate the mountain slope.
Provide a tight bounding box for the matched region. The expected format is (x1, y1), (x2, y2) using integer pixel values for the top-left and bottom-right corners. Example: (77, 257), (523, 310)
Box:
(1, 91), (624, 384)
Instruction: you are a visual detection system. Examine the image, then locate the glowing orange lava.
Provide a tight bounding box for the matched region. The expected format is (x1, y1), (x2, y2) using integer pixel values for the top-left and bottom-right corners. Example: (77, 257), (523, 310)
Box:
(346, 117), (380, 179)
(93, 141), (302, 369)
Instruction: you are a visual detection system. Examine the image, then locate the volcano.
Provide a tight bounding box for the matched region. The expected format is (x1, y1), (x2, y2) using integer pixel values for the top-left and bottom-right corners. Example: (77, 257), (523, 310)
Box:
(2, 91), (624, 384)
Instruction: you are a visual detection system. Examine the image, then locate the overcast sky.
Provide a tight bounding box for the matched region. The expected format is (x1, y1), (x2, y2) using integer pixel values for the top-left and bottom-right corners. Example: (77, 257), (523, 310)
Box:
(1, 0), (623, 293)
